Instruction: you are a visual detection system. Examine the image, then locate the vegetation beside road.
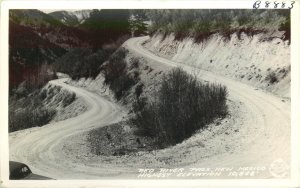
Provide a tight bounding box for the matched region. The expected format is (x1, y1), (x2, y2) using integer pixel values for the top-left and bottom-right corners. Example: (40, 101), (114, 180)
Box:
(131, 68), (228, 147)
(88, 67), (228, 155)
(9, 85), (76, 132)
(102, 48), (140, 100)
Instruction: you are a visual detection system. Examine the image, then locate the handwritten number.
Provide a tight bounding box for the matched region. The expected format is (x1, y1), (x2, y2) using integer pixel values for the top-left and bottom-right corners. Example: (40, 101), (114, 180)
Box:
(253, 1), (294, 9)
(265, 1), (271, 8)
(288, 1), (295, 9)
(253, 0), (261, 9)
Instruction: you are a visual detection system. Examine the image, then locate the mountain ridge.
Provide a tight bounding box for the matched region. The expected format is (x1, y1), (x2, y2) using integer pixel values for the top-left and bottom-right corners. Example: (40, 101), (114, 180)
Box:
(10, 9), (90, 50)
(48, 10), (93, 26)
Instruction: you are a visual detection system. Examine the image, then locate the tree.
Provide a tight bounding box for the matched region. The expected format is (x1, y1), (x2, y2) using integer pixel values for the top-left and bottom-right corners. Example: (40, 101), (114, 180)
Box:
(129, 14), (147, 37)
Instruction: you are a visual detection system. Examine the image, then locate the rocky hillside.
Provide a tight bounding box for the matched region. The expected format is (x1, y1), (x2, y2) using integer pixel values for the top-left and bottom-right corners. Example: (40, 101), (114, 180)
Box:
(143, 32), (290, 98)
(142, 9), (290, 98)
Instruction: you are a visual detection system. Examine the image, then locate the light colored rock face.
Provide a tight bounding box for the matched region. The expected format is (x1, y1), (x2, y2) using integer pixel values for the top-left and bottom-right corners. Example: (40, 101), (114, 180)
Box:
(48, 10), (93, 26)
(72, 10), (92, 23)
(144, 33), (290, 98)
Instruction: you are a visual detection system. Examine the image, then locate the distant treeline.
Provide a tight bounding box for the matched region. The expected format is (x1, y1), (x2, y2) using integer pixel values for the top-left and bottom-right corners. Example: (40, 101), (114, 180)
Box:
(80, 9), (131, 48)
(143, 9), (290, 41)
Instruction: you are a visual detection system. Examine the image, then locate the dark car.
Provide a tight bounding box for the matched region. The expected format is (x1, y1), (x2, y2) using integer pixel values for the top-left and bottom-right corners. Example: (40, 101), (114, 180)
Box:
(9, 161), (52, 180)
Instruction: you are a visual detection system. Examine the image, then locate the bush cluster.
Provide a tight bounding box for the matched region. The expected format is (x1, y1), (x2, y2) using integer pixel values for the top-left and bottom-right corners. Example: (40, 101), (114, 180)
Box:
(62, 92), (76, 107)
(9, 85), (77, 132)
(131, 68), (228, 147)
(265, 71), (278, 84)
(9, 106), (56, 132)
(54, 48), (114, 80)
(9, 89), (56, 132)
(102, 48), (139, 100)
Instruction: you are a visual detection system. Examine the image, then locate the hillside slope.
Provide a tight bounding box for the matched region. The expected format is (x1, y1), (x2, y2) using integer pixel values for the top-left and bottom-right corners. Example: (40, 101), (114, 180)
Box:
(142, 9), (290, 98)
(9, 21), (66, 89)
(10, 9), (90, 50)
(143, 33), (290, 98)
(9, 36), (290, 178)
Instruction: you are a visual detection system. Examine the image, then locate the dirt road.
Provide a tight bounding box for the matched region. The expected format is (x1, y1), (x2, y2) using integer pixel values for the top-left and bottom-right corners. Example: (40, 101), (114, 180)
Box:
(9, 78), (126, 179)
(9, 37), (290, 179)
(125, 36), (291, 178)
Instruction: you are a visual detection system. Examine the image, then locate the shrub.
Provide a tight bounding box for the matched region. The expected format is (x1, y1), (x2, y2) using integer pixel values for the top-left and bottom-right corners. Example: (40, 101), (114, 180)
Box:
(39, 89), (47, 100)
(103, 48), (139, 100)
(265, 71), (278, 84)
(131, 68), (228, 146)
(9, 106), (56, 132)
(132, 99), (158, 138)
(135, 83), (144, 99)
(54, 48), (114, 80)
(62, 92), (76, 107)
(130, 58), (140, 69)
(110, 74), (136, 100)
(103, 48), (128, 84)
(9, 85), (76, 132)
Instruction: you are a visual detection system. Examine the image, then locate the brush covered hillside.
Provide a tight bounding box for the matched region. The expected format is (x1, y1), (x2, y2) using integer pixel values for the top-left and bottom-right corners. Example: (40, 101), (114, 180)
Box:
(9, 9), (134, 132)
(9, 9), (90, 50)
(53, 9), (133, 79)
(143, 9), (290, 97)
(9, 9), (91, 91)
(9, 20), (66, 91)
(9, 9), (77, 132)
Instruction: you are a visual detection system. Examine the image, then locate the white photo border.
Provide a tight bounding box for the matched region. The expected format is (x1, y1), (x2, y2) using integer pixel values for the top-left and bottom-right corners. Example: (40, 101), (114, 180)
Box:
(1, 0), (299, 187)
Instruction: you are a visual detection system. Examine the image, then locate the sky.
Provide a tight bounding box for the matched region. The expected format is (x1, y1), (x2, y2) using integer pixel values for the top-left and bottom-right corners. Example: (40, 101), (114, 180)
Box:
(40, 9), (80, 13)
